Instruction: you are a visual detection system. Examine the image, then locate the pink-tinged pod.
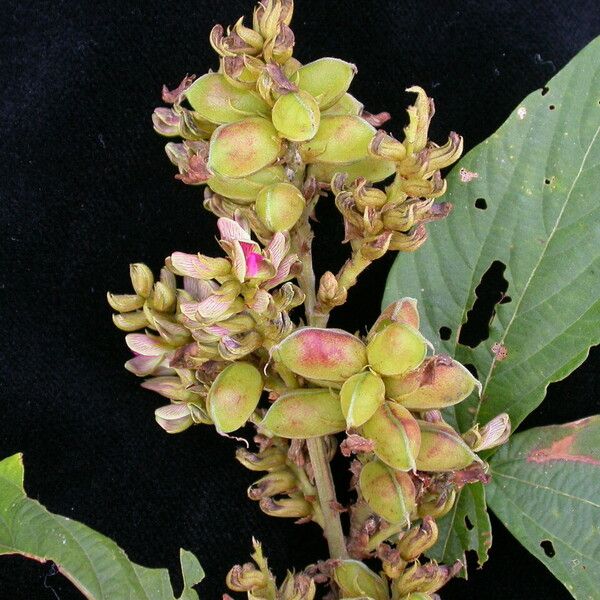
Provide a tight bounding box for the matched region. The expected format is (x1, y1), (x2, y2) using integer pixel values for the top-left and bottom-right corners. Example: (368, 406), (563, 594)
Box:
(332, 560), (389, 600)
(416, 420), (482, 472)
(260, 388), (345, 438)
(359, 460), (416, 524)
(273, 327), (368, 382)
(340, 370), (385, 428)
(367, 322), (427, 377)
(362, 402), (421, 471)
(207, 362), (263, 433)
(208, 117), (282, 178)
(396, 356), (481, 410)
(296, 58), (357, 110)
(184, 73), (268, 125)
(368, 298), (420, 341)
(300, 115), (375, 164)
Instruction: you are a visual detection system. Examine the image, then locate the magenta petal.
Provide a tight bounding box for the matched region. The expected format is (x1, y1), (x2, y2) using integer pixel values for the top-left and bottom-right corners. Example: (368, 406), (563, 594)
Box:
(240, 242), (265, 278)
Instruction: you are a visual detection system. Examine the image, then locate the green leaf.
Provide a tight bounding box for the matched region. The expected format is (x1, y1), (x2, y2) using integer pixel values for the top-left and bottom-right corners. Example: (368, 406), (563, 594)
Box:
(426, 483), (491, 576)
(384, 36), (600, 567)
(487, 416), (600, 598)
(0, 453), (203, 600)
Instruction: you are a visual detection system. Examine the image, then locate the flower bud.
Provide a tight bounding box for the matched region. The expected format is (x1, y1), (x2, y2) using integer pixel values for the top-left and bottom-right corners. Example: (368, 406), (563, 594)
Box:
(463, 412), (511, 452)
(272, 90), (320, 141)
(396, 560), (459, 596)
(151, 281), (176, 312)
(301, 115), (375, 163)
(396, 356), (481, 410)
(142, 376), (195, 402)
(185, 73), (268, 125)
(362, 402), (421, 471)
(248, 469), (298, 500)
(112, 311), (149, 332)
(255, 182), (305, 232)
(397, 516), (438, 561)
(208, 117), (282, 178)
(154, 403), (193, 434)
(168, 252), (231, 280)
(261, 388), (345, 438)
(354, 183), (388, 212)
(332, 560), (389, 600)
(226, 562), (268, 593)
(273, 327), (367, 382)
(279, 572), (317, 600)
(367, 323), (427, 377)
(417, 489), (456, 520)
(317, 271), (347, 308)
(416, 420), (482, 472)
(106, 293), (145, 313)
(369, 130), (406, 162)
(359, 231), (392, 260)
(403, 86), (433, 155)
(259, 495), (312, 519)
(236, 447), (287, 472)
(296, 57), (357, 109)
(129, 263), (154, 298)
(208, 165), (285, 203)
(207, 362), (264, 433)
(360, 460), (416, 524)
(340, 370), (385, 428)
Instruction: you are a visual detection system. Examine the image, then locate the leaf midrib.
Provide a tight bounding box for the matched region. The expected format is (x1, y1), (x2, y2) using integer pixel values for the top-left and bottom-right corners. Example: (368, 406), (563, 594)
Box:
(473, 123), (600, 425)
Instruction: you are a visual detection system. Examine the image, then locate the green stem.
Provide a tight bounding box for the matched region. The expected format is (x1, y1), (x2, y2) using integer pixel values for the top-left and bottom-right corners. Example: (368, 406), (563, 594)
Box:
(290, 206), (348, 560)
(306, 437), (348, 559)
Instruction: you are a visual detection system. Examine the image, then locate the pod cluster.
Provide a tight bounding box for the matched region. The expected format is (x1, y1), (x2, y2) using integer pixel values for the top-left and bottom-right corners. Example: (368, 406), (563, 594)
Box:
(153, 0), (462, 248)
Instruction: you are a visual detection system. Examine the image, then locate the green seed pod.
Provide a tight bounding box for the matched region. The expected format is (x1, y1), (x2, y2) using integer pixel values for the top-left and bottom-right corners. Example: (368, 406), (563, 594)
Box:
(416, 420), (482, 472)
(208, 165), (285, 203)
(207, 362), (263, 433)
(362, 402), (421, 471)
(367, 323), (427, 377)
(208, 117), (282, 178)
(368, 298), (420, 340)
(271, 90), (320, 141)
(397, 357), (481, 410)
(332, 560), (389, 600)
(383, 372), (421, 400)
(261, 388), (345, 438)
(273, 327), (368, 382)
(340, 370), (385, 428)
(154, 404), (193, 434)
(322, 93), (364, 116)
(185, 73), (268, 124)
(297, 58), (357, 109)
(307, 156), (396, 185)
(301, 115), (375, 163)
(255, 182), (305, 232)
(359, 460), (416, 524)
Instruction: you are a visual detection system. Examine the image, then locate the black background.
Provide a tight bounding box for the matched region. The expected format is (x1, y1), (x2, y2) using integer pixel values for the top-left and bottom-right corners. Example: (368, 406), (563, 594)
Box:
(1, 1), (599, 598)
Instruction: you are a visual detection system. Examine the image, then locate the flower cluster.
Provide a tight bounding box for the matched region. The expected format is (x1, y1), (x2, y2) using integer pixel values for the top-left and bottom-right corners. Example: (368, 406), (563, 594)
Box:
(109, 1), (510, 598)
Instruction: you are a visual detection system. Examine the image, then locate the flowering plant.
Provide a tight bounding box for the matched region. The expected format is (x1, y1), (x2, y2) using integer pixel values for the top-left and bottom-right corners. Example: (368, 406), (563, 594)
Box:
(1, 2), (598, 599)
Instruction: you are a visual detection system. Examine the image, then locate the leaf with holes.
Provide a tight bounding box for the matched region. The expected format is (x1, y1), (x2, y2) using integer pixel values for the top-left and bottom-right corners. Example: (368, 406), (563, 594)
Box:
(383, 35), (600, 567)
(487, 416), (600, 598)
(0, 453), (204, 600)
(427, 482), (492, 575)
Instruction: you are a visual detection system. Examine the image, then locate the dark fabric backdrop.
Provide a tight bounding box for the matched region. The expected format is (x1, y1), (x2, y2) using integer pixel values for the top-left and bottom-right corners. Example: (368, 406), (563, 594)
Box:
(1, 1), (599, 598)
